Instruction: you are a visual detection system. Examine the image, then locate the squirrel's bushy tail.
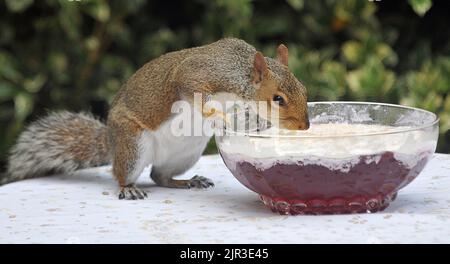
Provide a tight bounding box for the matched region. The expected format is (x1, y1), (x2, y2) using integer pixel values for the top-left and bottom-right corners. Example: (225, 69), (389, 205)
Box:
(1, 111), (111, 185)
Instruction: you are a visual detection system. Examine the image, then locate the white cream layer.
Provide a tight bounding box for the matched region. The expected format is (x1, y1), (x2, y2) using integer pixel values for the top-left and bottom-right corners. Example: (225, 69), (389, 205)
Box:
(218, 124), (437, 172)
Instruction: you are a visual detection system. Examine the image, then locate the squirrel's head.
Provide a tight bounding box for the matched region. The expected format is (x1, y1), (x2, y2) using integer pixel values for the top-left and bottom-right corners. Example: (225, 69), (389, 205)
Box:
(252, 44), (309, 130)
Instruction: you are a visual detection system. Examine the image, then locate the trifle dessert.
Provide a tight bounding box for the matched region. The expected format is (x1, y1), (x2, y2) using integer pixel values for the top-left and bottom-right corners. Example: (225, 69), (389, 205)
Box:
(216, 102), (439, 215)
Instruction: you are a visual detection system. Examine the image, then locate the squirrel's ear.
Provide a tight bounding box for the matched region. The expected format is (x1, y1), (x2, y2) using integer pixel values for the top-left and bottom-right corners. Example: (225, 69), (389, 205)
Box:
(253, 52), (268, 84)
(276, 44), (289, 66)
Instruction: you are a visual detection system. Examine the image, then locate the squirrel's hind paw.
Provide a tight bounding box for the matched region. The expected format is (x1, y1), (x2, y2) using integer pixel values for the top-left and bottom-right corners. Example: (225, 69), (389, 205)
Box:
(118, 185), (148, 200)
(188, 175), (215, 189)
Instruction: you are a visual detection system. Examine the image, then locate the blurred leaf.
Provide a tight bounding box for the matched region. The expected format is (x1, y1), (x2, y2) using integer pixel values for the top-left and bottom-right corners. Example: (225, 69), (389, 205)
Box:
(404, 58), (450, 98)
(439, 112), (450, 135)
(83, 0), (111, 22)
(408, 0), (432, 16)
(5, 0), (34, 13)
(376, 43), (398, 66)
(140, 28), (178, 59)
(346, 57), (395, 100)
(422, 92), (442, 112)
(48, 52), (68, 74)
(319, 61), (347, 99)
(335, 0), (375, 22)
(342, 40), (362, 65)
(23, 74), (46, 93)
(58, 0), (82, 40)
(444, 95), (450, 112)
(287, 0), (304, 11)
(14, 93), (34, 121)
(85, 36), (100, 51)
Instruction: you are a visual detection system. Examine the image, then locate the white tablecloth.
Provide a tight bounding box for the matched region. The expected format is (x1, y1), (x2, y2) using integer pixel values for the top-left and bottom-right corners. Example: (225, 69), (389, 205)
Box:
(1, 154), (449, 244)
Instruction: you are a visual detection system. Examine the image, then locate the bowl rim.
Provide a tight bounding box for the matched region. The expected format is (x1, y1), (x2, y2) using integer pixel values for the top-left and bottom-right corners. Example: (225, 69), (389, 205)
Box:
(221, 101), (440, 138)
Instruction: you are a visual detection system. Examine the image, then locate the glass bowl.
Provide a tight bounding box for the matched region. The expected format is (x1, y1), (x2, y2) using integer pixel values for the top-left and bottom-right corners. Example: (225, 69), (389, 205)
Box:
(215, 102), (439, 215)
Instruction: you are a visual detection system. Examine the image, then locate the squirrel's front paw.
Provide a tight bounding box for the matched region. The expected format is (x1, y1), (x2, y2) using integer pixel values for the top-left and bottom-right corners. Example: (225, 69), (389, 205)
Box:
(118, 185), (148, 200)
(188, 175), (215, 189)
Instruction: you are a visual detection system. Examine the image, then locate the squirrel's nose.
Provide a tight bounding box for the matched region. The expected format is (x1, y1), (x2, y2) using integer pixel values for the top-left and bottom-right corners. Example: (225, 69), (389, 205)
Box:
(298, 119), (310, 130)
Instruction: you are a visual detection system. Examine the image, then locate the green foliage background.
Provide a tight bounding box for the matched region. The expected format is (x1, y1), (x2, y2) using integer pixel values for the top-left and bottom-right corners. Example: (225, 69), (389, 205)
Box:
(0, 0), (449, 165)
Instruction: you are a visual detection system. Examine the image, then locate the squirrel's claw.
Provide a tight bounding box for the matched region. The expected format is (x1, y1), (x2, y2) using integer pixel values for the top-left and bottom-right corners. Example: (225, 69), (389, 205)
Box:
(118, 185), (148, 200)
(188, 175), (215, 189)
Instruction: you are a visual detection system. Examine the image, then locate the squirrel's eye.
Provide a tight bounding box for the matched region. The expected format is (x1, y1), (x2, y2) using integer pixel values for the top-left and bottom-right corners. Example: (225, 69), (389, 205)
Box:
(272, 95), (286, 106)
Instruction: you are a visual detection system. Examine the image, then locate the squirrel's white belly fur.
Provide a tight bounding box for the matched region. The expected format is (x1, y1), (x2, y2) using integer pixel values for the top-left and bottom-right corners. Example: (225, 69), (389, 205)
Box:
(128, 109), (213, 185)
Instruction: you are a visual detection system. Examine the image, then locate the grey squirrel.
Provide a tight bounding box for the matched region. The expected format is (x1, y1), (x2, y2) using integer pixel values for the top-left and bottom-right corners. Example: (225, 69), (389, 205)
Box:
(1, 38), (309, 199)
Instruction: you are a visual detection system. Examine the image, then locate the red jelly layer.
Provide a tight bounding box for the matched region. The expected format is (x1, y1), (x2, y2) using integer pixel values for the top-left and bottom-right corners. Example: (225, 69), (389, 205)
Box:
(220, 151), (431, 214)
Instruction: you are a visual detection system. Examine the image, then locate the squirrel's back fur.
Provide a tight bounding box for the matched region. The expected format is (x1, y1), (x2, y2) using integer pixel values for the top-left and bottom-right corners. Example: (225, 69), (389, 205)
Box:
(1, 111), (110, 185)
